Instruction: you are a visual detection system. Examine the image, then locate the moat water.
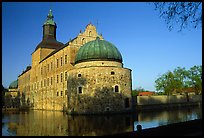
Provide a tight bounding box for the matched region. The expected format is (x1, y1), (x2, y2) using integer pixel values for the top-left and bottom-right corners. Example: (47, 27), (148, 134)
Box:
(2, 105), (202, 136)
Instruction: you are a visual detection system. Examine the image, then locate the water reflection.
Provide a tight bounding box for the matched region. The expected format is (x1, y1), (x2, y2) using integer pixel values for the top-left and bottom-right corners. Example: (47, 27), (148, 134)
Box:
(134, 106), (202, 130)
(2, 105), (202, 136)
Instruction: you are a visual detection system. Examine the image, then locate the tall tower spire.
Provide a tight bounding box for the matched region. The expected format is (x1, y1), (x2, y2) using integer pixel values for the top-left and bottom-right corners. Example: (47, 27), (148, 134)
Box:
(44, 9), (55, 25)
(42, 9), (57, 40)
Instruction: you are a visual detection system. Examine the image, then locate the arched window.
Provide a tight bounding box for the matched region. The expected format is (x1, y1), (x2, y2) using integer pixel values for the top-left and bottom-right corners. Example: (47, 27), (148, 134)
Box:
(89, 31), (92, 36)
(82, 38), (86, 44)
(115, 85), (119, 92)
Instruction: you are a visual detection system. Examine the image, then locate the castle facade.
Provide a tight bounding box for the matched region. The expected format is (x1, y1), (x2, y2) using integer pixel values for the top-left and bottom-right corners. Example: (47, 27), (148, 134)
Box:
(17, 10), (132, 114)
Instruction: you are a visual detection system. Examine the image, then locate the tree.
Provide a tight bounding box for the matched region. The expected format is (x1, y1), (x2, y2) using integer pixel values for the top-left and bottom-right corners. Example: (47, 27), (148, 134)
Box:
(153, 2), (202, 31)
(155, 65), (202, 95)
(186, 65), (202, 94)
(155, 71), (182, 95)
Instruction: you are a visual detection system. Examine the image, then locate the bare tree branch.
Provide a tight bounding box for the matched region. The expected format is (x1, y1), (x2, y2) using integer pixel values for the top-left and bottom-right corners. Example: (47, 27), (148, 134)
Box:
(153, 2), (202, 32)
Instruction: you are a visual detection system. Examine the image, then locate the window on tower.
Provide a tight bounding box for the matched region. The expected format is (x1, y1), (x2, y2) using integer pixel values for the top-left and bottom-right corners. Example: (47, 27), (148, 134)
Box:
(89, 31), (92, 36)
(82, 38), (86, 44)
(78, 87), (82, 94)
(115, 85), (119, 92)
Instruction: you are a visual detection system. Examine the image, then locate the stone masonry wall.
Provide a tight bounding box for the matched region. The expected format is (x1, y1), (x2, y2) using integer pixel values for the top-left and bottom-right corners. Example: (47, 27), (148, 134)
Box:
(137, 95), (202, 105)
(18, 24), (102, 111)
(67, 65), (132, 114)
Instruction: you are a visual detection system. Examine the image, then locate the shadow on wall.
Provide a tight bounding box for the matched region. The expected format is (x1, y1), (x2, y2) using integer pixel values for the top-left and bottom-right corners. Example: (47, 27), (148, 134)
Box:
(135, 95), (202, 113)
(137, 95), (202, 105)
(67, 76), (132, 114)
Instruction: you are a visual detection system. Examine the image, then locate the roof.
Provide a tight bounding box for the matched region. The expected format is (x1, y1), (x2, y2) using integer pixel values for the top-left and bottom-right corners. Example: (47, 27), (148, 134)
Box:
(75, 37), (123, 64)
(138, 92), (155, 96)
(35, 36), (64, 51)
(43, 9), (56, 26)
(18, 66), (31, 77)
(9, 80), (18, 89)
(39, 37), (77, 63)
(182, 87), (196, 93)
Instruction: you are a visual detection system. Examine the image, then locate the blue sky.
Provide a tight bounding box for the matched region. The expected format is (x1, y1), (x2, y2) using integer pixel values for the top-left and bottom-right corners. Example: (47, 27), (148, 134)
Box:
(2, 2), (202, 91)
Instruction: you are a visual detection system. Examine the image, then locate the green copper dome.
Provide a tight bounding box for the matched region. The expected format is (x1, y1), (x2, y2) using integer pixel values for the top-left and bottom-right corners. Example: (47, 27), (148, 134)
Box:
(75, 37), (123, 64)
(9, 80), (18, 89)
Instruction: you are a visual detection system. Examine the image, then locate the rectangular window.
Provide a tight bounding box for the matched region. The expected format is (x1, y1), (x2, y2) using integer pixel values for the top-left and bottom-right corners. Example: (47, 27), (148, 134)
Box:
(57, 92), (59, 96)
(47, 64), (49, 72)
(61, 91), (63, 96)
(125, 98), (130, 108)
(51, 77), (53, 85)
(78, 87), (82, 94)
(47, 78), (49, 86)
(57, 75), (59, 83)
(65, 72), (67, 81)
(57, 59), (59, 68)
(61, 73), (63, 82)
(65, 90), (67, 95)
(44, 79), (46, 87)
(65, 55), (67, 64)
(51, 62), (53, 70)
(61, 57), (63, 66)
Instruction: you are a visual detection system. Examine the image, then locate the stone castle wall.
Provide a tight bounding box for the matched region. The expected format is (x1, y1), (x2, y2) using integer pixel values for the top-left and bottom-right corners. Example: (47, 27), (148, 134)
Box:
(74, 60), (123, 68)
(18, 24), (103, 111)
(67, 64), (132, 114)
(137, 95), (202, 105)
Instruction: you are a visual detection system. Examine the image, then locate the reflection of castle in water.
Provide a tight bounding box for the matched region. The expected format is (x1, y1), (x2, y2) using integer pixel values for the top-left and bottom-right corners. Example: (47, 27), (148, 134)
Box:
(4, 106), (202, 136)
(15, 111), (133, 136)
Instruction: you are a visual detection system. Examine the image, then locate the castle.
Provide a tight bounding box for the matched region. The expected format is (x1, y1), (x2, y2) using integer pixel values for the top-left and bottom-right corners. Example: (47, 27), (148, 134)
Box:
(10, 9), (132, 114)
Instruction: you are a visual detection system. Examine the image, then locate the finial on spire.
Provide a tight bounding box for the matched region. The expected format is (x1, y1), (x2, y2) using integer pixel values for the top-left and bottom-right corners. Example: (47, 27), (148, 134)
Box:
(44, 9), (55, 26)
(47, 9), (54, 19)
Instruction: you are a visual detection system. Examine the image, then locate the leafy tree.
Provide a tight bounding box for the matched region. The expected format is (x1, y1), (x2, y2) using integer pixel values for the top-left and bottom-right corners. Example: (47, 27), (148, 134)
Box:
(153, 2), (202, 31)
(173, 67), (189, 91)
(155, 71), (181, 95)
(186, 65), (202, 94)
(155, 65), (202, 95)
